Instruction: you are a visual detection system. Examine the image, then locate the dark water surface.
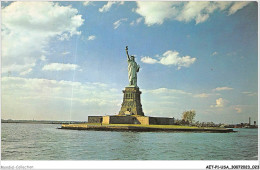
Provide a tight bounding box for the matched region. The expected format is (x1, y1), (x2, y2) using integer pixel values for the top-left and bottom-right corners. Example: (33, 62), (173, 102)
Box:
(1, 123), (258, 160)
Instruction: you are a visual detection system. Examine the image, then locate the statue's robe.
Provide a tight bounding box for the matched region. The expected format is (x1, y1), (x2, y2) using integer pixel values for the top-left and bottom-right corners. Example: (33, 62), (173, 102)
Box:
(127, 59), (139, 86)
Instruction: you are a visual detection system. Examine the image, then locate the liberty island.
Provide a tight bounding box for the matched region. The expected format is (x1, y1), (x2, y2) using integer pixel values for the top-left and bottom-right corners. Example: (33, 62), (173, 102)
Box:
(61, 47), (234, 132)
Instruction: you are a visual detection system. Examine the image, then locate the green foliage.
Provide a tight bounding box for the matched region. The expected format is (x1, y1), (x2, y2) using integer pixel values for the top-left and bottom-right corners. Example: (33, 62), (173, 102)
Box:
(182, 110), (196, 124)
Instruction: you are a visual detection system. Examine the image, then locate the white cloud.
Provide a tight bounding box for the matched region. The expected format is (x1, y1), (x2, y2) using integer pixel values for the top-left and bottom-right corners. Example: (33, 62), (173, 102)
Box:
(99, 1), (124, 13)
(130, 17), (143, 26)
(242, 91), (257, 96)
(62, 51), (70, 55)
(88, 35), (96, 40)
(213, 87), (233, 91)
(83, 1), (90, 6)
(42, 63), (79, 71)
(40, 55), (46, 61)
(2, 2), (84, 74)
(3, 63), (36, 76)
(140, 87), (196, 117)
(194, 91), (222, 98)
(234, 107), (242, 113)
(140, 56), (158, 64)
(226, 51), (237, 56)
(211, 51), (218, 56)
(228, 2), (251, 15)
(58, 33), (70, 41)
(1, 77), (121, 120)
(195, 13), (209, 24)
(211, 98), (228, 108)
(141, 50), (196, 70)
(194, 93), (210, 98)
(176, 1), (211, 24)
(144, 88), (191, 95)
(130, 21), (135, 26)
(160, 51), (196, 69)
(113, 18), (127, 29)
(136, 17), (143, 24)
(135, 1), (179, 26)
(135, 1), (250, 26)
(216, 2), (233, 11)
(20, 68), (32, 76)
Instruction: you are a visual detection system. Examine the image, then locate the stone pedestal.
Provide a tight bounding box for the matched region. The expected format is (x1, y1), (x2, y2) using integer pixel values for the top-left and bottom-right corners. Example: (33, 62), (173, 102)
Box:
(119, 86), (144, 116)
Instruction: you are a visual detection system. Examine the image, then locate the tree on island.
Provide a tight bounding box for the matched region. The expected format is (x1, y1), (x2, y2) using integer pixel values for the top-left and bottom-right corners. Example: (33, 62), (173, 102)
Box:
(182, 110), (196, 125)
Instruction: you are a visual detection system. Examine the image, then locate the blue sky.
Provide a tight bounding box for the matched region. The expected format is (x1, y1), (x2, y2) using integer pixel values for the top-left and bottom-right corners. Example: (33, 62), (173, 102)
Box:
(1, 1), (258, 124)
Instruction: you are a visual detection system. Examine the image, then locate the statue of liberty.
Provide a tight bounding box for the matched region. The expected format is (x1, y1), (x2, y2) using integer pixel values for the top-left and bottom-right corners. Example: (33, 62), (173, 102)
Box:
(125, 46), (140, 87)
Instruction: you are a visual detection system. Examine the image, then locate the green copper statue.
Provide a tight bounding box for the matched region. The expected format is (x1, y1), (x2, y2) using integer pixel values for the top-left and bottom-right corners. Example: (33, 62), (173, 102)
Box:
(126, 46), (140, 87)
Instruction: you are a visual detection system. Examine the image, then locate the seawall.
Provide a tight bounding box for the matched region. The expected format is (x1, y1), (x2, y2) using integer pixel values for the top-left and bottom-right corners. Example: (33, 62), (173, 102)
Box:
(60, 123), (235, 133)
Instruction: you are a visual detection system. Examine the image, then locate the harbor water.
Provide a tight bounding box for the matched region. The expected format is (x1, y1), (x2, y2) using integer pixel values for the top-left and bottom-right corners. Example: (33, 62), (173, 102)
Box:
(1, 123), (258, 160)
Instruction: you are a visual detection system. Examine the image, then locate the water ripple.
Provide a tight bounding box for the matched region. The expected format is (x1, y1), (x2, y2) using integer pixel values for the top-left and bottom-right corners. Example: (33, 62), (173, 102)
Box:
(1, 124), (258, 160)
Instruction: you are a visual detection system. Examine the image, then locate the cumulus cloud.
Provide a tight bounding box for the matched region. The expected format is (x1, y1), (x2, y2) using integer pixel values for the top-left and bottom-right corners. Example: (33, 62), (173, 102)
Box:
(99, 1), (124, 13)
(135, 1), (179, 26)
(113, 18), (127, 29)
(141, 50), (196, 70)
(215, 98), (225, 107)
(140, 56), (158, 64)
(88, 35), (96, 40)
(160, 51), (196, 68)
(176, 1), (211, 24)
(211, 98), (228, 108)
(42, 63), (79, 71)
(83, 1), (91, 6)
(228, 2), (251, 15)
(135, 1), (250, 26)
(213, 87), (233, 91)
(1, 77), (121, 120)
(2, 2), (84, 74)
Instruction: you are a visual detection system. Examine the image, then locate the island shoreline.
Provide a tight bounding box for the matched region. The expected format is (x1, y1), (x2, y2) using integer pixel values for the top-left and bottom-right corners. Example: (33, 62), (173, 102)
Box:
(59, 123), (236, 133)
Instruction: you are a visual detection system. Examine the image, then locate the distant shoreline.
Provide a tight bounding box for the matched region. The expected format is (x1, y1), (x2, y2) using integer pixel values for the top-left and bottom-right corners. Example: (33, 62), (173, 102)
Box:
(1, 120), (87, 124)
(1, 120), (258, 128)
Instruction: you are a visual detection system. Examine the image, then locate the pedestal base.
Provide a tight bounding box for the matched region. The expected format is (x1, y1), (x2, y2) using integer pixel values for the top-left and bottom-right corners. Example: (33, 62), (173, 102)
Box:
(119, 87), (144, 116)
(88, 115), (175, 125)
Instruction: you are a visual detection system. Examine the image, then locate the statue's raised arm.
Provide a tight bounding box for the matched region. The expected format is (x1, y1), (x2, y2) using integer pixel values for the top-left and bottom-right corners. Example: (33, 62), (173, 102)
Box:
(126, 46), (130, 61)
